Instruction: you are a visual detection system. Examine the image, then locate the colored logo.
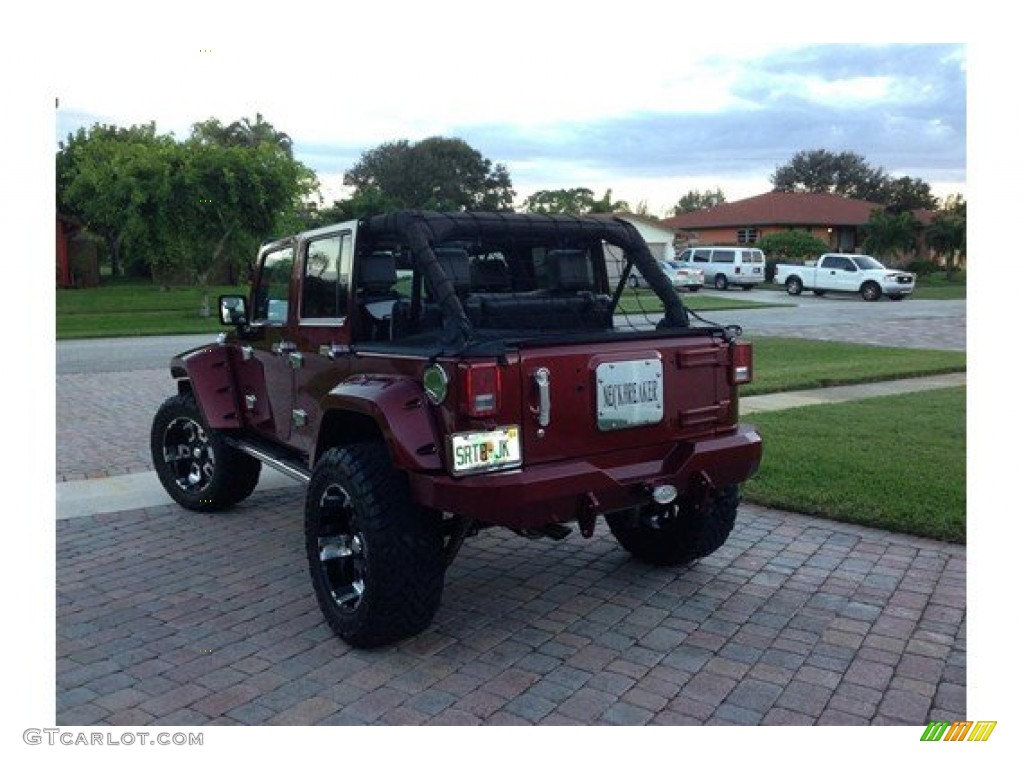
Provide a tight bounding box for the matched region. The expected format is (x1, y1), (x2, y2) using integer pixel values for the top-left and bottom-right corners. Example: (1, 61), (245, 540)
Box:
(920, 721), (997, 742)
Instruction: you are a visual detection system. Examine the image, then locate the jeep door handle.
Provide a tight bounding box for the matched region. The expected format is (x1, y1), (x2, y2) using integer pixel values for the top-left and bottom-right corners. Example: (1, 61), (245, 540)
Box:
(534, 368), (551, 427)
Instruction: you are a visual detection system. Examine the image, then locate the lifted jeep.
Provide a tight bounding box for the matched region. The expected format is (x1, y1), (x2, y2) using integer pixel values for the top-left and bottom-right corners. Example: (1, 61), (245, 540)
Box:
(151, 210), (762, 647)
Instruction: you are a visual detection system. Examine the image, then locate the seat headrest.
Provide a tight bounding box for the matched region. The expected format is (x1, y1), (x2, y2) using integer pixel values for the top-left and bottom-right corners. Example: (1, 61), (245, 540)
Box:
(546, 250), (592, 292)
(358, 251), (397, 293)
(470, 258), (511, 292)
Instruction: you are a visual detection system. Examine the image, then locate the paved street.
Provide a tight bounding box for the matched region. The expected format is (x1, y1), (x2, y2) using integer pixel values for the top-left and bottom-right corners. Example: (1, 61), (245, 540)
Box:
(699, 294), (966, 351)
(55, 296), (967, 726)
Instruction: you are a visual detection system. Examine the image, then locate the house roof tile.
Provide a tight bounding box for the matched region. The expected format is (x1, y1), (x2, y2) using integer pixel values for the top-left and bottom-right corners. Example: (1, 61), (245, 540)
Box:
(662, 191), (884, 229)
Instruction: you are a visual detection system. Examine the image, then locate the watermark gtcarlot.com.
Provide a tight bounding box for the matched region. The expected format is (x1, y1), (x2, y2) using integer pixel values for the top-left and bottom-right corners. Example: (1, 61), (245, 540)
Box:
(24, 729), (203, 747)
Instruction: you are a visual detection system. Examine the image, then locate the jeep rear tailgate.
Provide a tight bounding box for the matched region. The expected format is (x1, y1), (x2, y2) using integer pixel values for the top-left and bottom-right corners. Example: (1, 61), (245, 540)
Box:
(515, 334), (735, 466)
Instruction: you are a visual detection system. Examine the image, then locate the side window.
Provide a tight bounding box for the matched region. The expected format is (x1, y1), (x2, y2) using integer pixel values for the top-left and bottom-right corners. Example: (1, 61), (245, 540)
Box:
(253, 247), (295, 325)
(301, 232), (353, 321)
(821, 256), (842, 270)
(711, 250), (735, 264)
(692, 249), (710, 263)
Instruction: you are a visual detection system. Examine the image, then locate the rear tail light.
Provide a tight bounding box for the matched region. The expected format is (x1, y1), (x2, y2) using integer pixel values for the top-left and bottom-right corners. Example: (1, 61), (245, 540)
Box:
(458, 362), (501, 417)
(730, 342), (753, 385)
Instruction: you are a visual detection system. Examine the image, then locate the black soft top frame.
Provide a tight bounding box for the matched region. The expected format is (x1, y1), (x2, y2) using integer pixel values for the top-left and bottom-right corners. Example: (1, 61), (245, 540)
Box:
(361, 210), (688, 347)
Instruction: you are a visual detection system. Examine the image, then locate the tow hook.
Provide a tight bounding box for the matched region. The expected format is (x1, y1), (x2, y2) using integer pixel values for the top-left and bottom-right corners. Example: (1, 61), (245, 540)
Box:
(689, 471), (714, 513)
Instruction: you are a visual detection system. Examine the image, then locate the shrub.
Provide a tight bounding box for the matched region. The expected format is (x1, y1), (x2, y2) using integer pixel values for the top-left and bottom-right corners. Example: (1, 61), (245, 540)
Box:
(756, 231), (829, 261)
(906, 259), (940, 276)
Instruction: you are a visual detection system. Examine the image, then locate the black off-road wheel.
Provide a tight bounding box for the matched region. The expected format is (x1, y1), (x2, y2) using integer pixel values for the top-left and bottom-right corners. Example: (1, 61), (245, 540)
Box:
(785, 276), (803, 296)
(606, 484), (740, 566)
(151, 393), (261, 512)
(305, 443), (444, 648)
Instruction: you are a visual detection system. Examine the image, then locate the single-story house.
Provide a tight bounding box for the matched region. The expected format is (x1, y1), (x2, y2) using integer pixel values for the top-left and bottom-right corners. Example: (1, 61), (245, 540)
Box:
(601, 213), (678, 282)
(661, 191), (934, 257)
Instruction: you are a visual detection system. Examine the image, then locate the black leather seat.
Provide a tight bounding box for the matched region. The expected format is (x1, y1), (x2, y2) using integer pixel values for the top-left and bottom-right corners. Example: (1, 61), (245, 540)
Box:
(357, 252), (399, 341)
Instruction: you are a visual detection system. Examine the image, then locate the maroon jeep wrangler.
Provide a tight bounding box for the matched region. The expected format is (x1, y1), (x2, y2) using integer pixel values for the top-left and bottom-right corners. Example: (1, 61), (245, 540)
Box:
(151, 211), (762, 647)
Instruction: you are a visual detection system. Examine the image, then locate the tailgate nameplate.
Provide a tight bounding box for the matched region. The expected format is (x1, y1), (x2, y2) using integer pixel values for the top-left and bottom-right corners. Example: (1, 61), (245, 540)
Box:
(595, 359), (664, 432)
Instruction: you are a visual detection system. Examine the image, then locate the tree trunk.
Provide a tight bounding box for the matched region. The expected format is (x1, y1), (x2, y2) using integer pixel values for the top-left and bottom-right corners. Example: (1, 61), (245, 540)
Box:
(107, 234), (123, 278)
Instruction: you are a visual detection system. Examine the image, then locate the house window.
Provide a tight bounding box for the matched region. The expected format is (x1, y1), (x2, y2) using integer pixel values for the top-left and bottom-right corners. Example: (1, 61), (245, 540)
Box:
(737, 228), (758, 244)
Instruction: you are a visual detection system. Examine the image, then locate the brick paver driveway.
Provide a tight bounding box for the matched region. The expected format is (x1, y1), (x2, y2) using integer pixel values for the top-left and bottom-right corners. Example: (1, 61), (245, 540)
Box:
(57, 489), (965, 726)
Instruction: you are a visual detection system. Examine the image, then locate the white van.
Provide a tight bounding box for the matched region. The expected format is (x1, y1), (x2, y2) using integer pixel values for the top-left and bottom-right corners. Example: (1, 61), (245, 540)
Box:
(678, 247), (766, 290)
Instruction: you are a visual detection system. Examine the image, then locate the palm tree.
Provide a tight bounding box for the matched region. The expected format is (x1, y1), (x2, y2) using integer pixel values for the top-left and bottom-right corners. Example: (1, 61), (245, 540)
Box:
(225, 113), (293, 158)
(589, 189), (630, 214)
(926, 208), (966, 280)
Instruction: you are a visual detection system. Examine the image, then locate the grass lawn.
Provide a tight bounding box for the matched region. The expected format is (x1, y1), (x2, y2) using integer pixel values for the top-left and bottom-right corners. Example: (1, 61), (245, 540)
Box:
(911, 272), (967, 300)
(744, 337), (966, 396)
(742, 387), (966, 543)
(57, 282), (245, 339)
(617, 288), (791, 314)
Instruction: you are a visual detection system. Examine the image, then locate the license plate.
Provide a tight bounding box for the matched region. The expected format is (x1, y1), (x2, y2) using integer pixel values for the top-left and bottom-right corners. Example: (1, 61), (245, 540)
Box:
(449, 427), (522, 476)
(595, 359), (664, 431)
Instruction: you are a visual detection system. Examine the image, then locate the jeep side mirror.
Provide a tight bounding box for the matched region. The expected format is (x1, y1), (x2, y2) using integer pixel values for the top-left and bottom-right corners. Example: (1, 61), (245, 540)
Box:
(219, 295), (248, 326)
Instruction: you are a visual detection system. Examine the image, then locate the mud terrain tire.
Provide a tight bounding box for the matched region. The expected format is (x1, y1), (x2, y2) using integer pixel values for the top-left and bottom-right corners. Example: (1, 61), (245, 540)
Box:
(305, 443), (444, 647)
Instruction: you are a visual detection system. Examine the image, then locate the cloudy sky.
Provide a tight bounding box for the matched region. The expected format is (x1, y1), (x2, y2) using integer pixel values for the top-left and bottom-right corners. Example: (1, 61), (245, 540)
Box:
(51, 7), (965, 218)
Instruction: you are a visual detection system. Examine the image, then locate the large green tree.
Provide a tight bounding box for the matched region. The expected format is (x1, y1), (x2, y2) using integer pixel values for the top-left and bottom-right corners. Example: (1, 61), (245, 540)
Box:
(523, 187), (600, 215)
(57, 123), (176, 276)
(772, 149), (888, 201)
(771, 149), (935, 211)
(673, 187), (726, 216)
(883, 176), (936, 213)
(57, 116), (315, 287)
(343, 137), (515, 214)
(522, 187), (630, 215)
(161, 138), (315, 290)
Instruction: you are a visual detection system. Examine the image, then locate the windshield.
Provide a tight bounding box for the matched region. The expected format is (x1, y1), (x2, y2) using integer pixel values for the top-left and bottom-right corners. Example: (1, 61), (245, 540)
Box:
(852, 256), (886, 270)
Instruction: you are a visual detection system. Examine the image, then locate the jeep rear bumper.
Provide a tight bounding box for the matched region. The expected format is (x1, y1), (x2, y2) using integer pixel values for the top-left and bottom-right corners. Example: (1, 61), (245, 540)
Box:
(407, 426), (762, 528)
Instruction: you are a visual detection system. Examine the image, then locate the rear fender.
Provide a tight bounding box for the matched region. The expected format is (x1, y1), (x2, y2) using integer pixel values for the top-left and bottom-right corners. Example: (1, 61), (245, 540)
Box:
(320, 375), (442, 472)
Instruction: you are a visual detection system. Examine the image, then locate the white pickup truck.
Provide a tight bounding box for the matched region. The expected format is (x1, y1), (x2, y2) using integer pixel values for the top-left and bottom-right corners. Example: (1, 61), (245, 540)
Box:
(775, 253), (916, 301)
